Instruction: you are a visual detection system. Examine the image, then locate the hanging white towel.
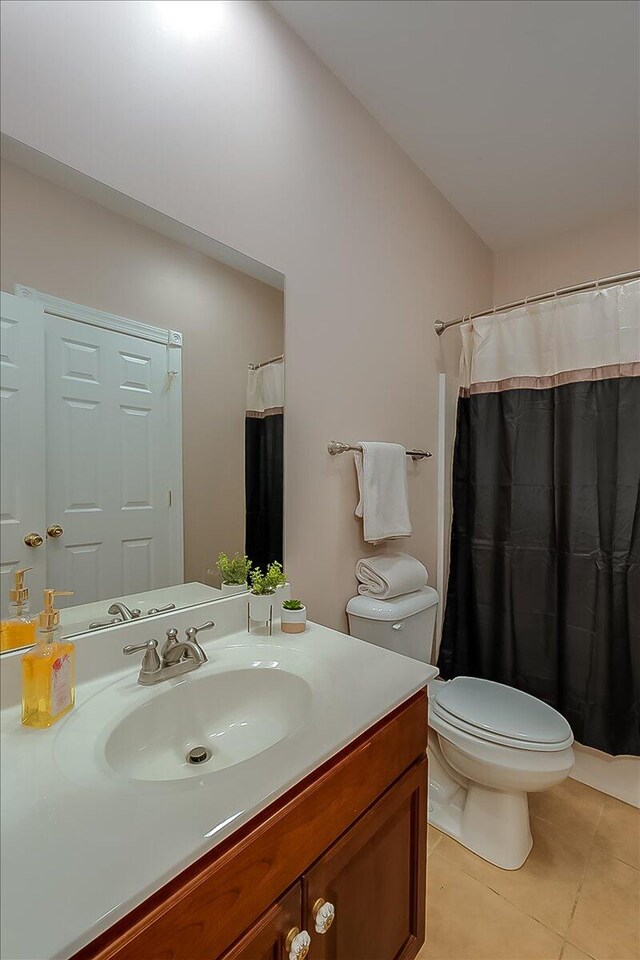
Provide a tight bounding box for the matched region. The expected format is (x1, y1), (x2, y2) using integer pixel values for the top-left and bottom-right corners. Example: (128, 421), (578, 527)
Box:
(354, 441), (412, 542)
(356, 552), (428, 599)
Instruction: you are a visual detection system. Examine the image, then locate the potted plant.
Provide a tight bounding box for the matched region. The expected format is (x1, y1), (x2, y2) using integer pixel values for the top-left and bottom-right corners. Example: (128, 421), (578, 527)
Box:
(248, 566), (275, 621)
(248, 562), (288, 621)
(280, 598), (307, 634)
(265, 560), (290, 602)
(213, 552), (251, 596)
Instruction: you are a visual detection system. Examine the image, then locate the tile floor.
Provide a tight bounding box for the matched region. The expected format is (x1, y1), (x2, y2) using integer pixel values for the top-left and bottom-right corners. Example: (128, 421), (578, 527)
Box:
(418, 778), (640, 960)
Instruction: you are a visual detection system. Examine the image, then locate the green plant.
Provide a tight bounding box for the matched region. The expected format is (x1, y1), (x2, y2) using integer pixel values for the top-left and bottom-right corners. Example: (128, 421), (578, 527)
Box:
(250, 561), (287, 595)
(216, 552), (251, 585)
(282, 599), (304, 610)
(265, 561), (286, 590)
(249, 567), (273, 595)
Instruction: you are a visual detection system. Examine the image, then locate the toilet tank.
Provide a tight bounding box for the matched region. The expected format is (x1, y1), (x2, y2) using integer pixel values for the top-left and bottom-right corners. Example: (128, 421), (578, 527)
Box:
(346, 586), (439, 664)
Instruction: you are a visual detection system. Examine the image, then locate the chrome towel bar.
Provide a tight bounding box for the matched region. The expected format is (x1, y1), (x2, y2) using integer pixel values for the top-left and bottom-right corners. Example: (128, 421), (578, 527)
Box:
(328, 440), (432, 461)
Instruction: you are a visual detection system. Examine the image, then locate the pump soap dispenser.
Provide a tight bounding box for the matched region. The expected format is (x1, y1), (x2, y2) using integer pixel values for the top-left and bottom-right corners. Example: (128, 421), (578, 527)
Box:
(1, 567), (37, 652)
(22, 589), (75, 729)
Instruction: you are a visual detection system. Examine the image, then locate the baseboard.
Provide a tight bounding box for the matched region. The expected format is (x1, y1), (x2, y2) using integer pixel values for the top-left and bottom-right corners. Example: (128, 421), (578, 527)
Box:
(570, 742), (640, 808)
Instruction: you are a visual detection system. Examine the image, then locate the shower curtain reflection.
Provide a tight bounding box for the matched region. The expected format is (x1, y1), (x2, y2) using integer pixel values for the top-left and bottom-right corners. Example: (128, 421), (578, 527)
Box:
(245, 359), (284, 572)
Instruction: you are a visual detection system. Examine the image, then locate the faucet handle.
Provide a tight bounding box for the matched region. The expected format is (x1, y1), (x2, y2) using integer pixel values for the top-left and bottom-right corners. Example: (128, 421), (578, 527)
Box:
(123, 639), (161, 673)
(147, 603), (176, 615)
(185, 621), (215, 640)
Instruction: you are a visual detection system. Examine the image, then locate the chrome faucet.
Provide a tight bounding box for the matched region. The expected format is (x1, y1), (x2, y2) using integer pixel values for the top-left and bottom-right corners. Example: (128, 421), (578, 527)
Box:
(109, 601), (142, 621)
(90, 601), (176, 629)
(123, 621), (214, 685)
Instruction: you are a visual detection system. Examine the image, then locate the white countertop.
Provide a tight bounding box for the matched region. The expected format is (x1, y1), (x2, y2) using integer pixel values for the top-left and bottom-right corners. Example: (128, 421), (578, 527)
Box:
(0, 601), (435, 960)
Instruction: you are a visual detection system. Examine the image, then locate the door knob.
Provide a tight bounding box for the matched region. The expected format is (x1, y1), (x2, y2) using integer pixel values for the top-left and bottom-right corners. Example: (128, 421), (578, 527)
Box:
(24, 533), (44, 547)
(285, 928), (311, 960)
(47, 524), (64, 539)
(312, 898), (336, 934)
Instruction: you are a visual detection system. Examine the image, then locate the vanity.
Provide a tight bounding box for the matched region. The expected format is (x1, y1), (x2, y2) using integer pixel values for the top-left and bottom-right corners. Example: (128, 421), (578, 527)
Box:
(0, 595), (436, 960)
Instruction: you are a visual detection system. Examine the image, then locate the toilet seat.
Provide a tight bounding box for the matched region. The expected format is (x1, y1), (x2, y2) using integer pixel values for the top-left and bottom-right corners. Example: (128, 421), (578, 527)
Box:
(431, 677), (573, 752)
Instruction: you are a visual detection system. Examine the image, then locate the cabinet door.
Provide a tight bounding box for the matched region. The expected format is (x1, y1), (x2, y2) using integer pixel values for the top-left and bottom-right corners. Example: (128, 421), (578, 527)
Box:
(304, 757), (427, 960)
(222, 883), (303, 960)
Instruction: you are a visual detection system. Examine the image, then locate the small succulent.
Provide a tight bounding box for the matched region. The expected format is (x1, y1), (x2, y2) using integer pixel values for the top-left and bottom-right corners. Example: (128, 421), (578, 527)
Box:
(214, 552), (251, 585)
(282, 599), (304, 610)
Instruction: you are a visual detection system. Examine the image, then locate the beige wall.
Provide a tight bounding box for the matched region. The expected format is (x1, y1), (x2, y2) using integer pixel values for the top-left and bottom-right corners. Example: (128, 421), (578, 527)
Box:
(495, 210), (639, 303)
(1, 1), (494, 630)
(0, 159), (284, 585)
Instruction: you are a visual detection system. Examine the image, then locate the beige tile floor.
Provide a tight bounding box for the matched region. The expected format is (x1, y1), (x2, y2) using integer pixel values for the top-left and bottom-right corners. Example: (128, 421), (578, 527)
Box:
(418, 778), (640, 960)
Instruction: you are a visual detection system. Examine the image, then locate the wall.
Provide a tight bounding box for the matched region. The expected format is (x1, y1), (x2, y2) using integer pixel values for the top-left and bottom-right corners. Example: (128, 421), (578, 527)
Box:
(0, 0), (493, 630)
(495, 209), (639, 303)
(0, 159), (284, 584)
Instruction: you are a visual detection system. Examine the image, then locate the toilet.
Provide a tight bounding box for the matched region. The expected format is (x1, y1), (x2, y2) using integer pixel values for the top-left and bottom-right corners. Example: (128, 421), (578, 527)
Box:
(346, 589), (575, 870)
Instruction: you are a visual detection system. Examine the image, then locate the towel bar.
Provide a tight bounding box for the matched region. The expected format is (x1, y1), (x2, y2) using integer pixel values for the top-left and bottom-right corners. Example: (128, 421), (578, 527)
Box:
(328, 440), (432, 461)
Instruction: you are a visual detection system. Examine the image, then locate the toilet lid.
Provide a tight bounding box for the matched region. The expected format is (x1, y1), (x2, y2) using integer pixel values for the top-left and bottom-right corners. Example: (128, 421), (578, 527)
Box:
(433, 677), (572, 745)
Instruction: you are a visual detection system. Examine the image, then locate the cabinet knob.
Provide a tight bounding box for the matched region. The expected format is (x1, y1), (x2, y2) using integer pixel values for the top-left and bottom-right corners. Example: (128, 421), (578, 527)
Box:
(285, 927), (311, 960)
(24, 532), (44, 547)
(312, 898), (336, 934)
(47, 524), (64, 539)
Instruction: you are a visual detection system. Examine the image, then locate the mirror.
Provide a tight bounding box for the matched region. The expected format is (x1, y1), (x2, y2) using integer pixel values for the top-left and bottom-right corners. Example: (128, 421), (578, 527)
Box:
(0, 145), (285, 646)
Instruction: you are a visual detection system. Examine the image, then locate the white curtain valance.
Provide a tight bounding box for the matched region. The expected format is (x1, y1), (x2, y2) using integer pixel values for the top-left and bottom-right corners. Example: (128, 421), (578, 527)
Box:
(460, 279), (640, 395)
(246, 359), (284, 415)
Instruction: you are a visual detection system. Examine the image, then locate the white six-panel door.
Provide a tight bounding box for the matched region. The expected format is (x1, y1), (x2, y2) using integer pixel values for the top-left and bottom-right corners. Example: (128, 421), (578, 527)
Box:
(45, 316), (178, 606)
(0, 291), (183, 615)
(0, 293), (47, 617)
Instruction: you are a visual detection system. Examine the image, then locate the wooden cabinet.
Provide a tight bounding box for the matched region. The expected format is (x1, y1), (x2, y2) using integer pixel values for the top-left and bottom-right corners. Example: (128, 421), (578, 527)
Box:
(304, 759), (427, 960)
(74, 690), (428, 960)
(221, 885), (302, 960)
(222, 758), (427, 960)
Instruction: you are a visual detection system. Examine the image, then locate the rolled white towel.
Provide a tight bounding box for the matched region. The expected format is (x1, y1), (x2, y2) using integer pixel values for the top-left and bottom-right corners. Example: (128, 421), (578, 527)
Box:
(356, 552), (428, 599)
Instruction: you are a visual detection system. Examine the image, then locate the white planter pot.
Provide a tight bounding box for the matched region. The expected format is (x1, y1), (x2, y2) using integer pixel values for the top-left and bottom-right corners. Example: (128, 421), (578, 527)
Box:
(220, 582), (248, 597)
(280, 604), (307, 634)
(275, 582), (291, 604)
(248, 592), (275, 622)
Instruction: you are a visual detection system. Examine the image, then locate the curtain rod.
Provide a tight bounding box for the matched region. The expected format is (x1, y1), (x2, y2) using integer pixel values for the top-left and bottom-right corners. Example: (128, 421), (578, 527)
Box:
(248, 354), (284, 370)
(434, 269), (640, 336)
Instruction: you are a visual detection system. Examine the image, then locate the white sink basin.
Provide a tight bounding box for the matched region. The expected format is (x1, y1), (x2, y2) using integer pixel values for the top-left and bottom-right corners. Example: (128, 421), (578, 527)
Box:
(104, 667), (311, 782)
(53, 642), (323, 789)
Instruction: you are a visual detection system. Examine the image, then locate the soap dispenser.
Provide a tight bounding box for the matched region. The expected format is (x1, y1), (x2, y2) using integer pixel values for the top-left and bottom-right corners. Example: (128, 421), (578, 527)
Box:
(22, 589), (75, 729)
(0, 567), (37, 652)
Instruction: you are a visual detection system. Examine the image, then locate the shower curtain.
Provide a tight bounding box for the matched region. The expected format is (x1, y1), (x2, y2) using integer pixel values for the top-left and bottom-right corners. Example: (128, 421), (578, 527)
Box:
(245, 359), (284, 571)
(438, 280), (640, 756)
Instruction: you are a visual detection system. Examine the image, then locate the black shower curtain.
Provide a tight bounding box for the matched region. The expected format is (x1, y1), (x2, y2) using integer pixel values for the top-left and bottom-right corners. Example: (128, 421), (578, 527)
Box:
(245, 410), (283, 571)
(438, 284), (640, 757)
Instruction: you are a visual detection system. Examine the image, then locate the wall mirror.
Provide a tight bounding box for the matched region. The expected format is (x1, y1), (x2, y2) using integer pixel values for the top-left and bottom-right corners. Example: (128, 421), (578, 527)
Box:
(0, 139), (285, 647)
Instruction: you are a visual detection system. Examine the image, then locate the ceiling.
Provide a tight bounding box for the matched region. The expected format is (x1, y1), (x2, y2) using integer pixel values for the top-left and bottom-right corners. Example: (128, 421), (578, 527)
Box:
(271, 0), (640, 250)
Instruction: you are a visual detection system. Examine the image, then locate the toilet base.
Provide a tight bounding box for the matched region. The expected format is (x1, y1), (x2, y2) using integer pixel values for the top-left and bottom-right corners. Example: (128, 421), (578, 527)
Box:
(429, 782), (533, 870)
(427, 732), (533, 870)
